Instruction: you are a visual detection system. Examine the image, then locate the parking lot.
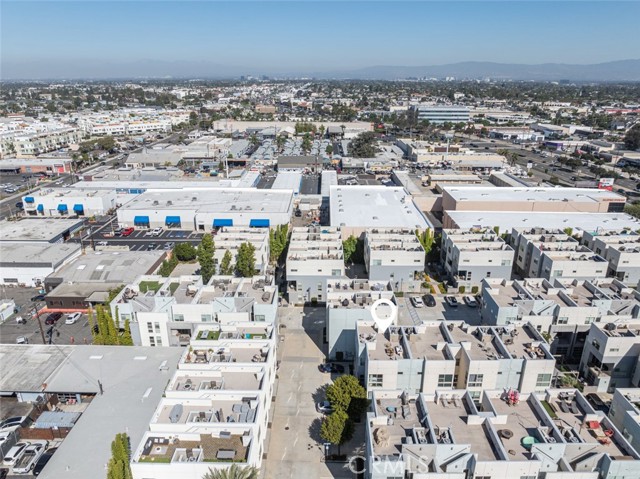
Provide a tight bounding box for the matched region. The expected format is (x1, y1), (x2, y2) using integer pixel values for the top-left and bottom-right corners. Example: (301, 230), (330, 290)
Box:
(0, 309), (91, 346)
(397, 293), (483, 325)
(88, 227), (203, 251)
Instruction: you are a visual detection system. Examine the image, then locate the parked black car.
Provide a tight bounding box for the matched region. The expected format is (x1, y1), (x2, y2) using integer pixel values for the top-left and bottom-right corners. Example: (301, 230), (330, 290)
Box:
(319, 363), (345, 374)
(33, 448), (57, 476)
(422, 294), (437, 307)
(44, 312), (63, 325)
(31, 294), (46, 302)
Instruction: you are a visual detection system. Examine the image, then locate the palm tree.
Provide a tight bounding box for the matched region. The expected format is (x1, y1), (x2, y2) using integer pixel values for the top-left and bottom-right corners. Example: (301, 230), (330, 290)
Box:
(202, 464), (258, 479)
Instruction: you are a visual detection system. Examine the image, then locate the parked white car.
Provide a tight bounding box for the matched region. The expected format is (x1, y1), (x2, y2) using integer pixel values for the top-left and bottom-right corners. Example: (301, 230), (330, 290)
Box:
(150, 227), (163, 236)
(3, 441), (28, 466)
(13, 441), (47, 474)
(463, 295), (478, 308)
(65, 312), (82, 324)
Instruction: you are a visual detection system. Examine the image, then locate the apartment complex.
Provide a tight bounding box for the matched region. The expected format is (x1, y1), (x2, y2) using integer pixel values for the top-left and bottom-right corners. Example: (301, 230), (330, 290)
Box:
(364, 228), (425, 284)
(325, 279), (395, 361)
(357, 321), (555, 397)
(510, 228), (578, 277)
(12, 127), (81, 157)
(213, 227), (270, 275)
(583, 230), (640, 285)
(365, 388), (640, 479)
(285, 226), (344, 305)
(580, 321), (640, 392)
(481, 278), (640, 361)
(608, 389), (640, 454)
(441, 229), (515, 288)
(111, 274), (278, 347)
(130, 323), (276, 479)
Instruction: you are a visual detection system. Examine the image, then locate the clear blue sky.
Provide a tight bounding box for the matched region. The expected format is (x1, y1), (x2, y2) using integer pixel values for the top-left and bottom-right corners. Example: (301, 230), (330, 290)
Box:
(2, 1), (639, 77)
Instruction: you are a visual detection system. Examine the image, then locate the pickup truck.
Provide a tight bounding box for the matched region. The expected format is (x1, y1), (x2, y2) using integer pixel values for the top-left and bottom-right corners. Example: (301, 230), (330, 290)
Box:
(13, 441), (47, 474)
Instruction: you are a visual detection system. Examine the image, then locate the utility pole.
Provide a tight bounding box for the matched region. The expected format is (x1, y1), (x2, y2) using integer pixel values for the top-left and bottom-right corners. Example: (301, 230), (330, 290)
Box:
(34, 306), (46, 344)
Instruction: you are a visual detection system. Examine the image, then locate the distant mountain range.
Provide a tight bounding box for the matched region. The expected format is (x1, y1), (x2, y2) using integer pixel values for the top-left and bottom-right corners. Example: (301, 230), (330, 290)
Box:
(2, 59), (640, 82)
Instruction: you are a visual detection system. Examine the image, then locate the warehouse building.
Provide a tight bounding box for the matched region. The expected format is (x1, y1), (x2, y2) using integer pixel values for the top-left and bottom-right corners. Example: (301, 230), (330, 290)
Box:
(0, 242), (82, 287)
(0, 218), (85, 243)
(22, 187), (119, 218)
(116, 188), (294, 231)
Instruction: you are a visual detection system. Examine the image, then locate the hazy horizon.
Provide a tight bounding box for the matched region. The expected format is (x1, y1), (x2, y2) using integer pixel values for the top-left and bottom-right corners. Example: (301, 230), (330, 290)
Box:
(2, 1), (640, 80)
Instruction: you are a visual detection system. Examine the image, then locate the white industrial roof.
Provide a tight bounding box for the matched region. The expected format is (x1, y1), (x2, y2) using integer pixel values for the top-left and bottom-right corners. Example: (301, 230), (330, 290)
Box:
(121, 187), (293, 213)
(271, 171), (302, 193)
(444, 186), (625, 203)
(0, 218), (84, 242)
(330, 185), (431, 229)
(447, 211), (640, 234)
(0, 242), (81, 268)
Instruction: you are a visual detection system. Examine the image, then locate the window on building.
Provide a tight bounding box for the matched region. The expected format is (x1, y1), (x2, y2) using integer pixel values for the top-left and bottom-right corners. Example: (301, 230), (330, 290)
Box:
(556, 317), (568, 325)
(173, 314), (184, 322)
(372, 259), (382, 266)
(149, 337), (155, 347)
(536, 373), (552, 387)
(255, 314), (265, 322)
(331, 269), (342, 276)
(468, 374), (483, 387)
(437, 374), (454, 387)
(156, 336), (162, 346)
(368, 374), (383, 388)
(147, 323), (154, 333)
(154, 322), (160, 332)
(201, 314), (212, 322)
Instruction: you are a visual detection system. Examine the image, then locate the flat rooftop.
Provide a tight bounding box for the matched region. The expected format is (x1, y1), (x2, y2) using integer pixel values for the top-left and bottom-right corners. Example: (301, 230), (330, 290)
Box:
(29, 187), (114, 199)
(36, 346), (183, 479)
(447, 212), (640, 234)
(152, 396), (260, 426)
(48, 250), (165, 284)
(0, 218), (84, 242)
(427, 397), (499, 461)
(444, 186), (625, 203)
(0, 344), (74, 393)
(357, 324), (406, 361)
(0, 241), (80, 268)
(491, 398), (546, 460)
(447, 325), (501, 360)
(330, 185), (431, 229)
(497, 326), (549, 360)
(406, 325), (450, 360)
(167, 368), (264, 393)
(121, 187), (293, 213)
(182, 342), (270, 365)
(371, 396), (422, 455)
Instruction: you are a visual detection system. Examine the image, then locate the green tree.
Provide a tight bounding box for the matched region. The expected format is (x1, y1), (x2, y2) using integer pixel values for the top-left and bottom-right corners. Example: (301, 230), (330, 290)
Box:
(219, 250), (234, 275)
(415, 229), (435, 256)
(174, 242), (197, 261)
(326, 375), (370, 418)
(96, 136), (116, 151)
(625, 124), (640, 151)
(189, 111), (198, 126)
(625, 203), (640, 219)
(302, 133), (312, 154)
(107, 433), (132, 479)
(343, 235), (357, 263)
(249, 133), (260, 147)
(89, 305), (132, 346)
(320, 409), (354, 456)
(235, 242), (256, 277)
(202, 464), (259, 479)
(269, 224), (289, 263)
(198, 233), (216, 283)
(276, 135), (286, 151)
(349, 131), (377, 158)
(325, 144), (333, 155)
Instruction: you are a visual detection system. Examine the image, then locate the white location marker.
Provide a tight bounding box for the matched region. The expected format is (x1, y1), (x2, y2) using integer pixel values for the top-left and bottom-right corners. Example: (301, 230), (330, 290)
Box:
(371, 298), (397, 334)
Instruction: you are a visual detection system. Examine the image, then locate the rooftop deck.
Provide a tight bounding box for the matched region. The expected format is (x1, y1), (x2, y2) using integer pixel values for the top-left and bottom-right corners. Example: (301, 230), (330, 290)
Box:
(407, 326), (450, 360)
(427, 397), (499, 461)
(153, 397), (259, 425)
(491, 398), (546, 460)
(447, 325), (501, 360)
(371, 397), (423, 456)
(168, 369), (263, 393)
(136, 433), (249, 464)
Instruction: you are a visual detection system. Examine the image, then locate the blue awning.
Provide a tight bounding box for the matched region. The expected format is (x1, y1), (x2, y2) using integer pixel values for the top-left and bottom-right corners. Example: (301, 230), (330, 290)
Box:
(249, 219), (270, 228)
(165, 216), (181, 225)
(36, 204), (44, 212)
(57, 204), (68, 212)
(213, 219), (233, 227)
(24, 196), (35, 203)
(73, 204), (84, 213)
(134, 215), (150, 225)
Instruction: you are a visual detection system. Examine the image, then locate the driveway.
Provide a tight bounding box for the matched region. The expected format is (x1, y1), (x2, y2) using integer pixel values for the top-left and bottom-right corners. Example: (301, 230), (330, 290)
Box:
(264, 306), (357, 479)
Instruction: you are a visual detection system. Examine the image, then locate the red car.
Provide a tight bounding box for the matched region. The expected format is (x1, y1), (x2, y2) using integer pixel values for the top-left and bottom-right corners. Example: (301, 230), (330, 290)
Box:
(121, 227), (135, 237)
